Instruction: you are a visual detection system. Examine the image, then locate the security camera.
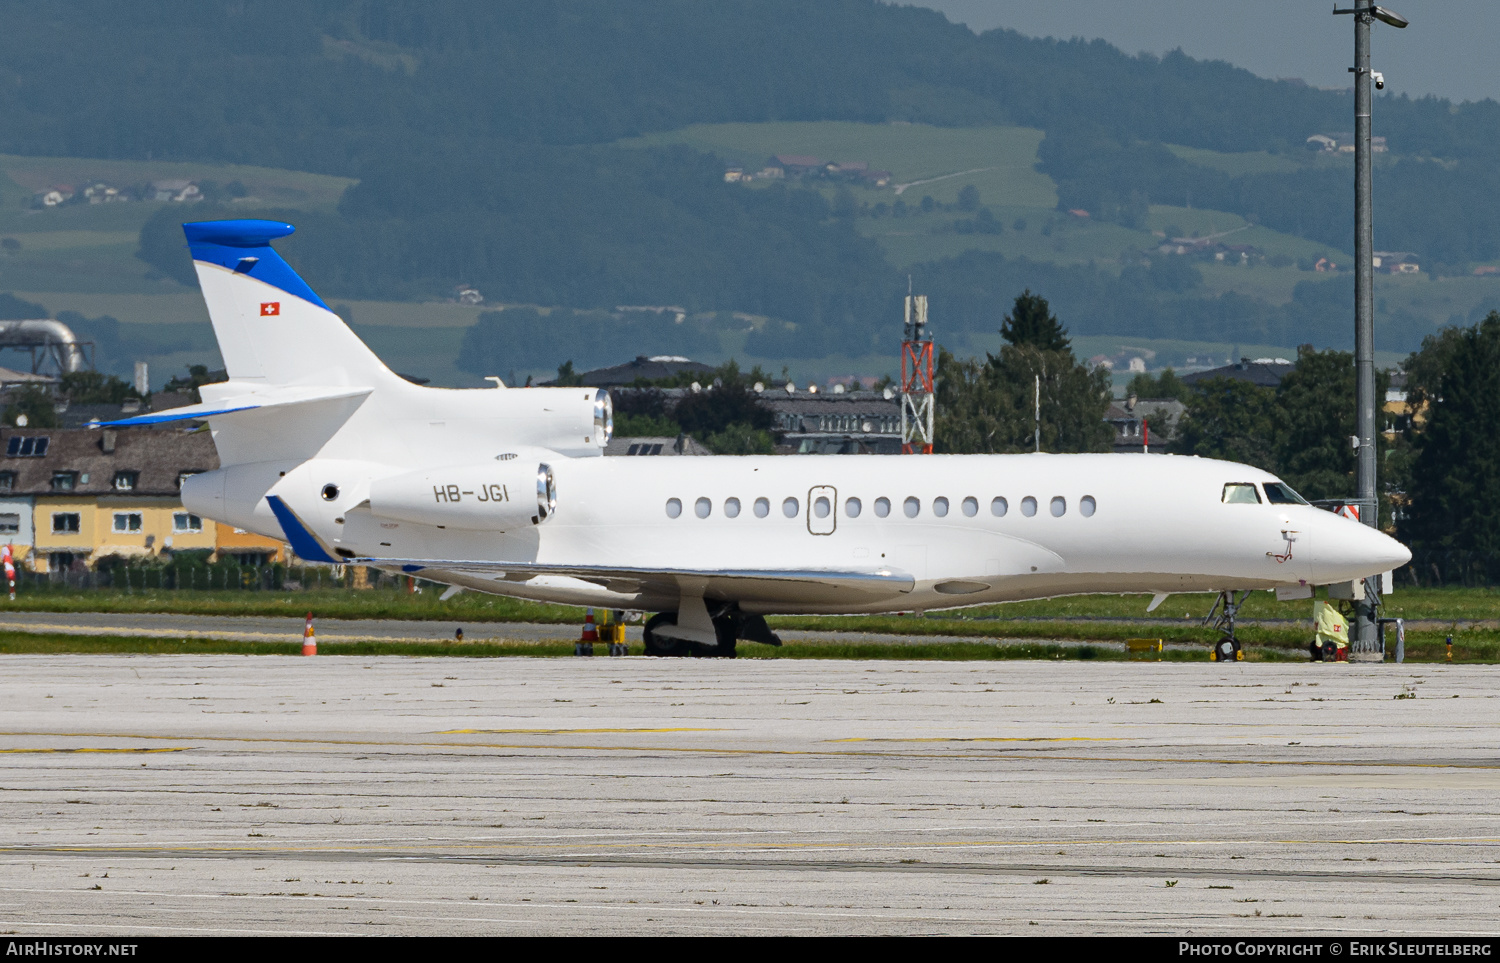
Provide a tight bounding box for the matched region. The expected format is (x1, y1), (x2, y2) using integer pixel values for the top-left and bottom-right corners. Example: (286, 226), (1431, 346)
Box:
(1372, 71), (1385, 90)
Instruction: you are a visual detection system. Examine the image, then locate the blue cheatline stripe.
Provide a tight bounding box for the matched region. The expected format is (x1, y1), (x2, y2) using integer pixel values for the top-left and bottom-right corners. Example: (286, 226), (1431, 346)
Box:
(98, 404), (257, 427)
(182, 219), (329, 310)
(265, 495), (338, 565)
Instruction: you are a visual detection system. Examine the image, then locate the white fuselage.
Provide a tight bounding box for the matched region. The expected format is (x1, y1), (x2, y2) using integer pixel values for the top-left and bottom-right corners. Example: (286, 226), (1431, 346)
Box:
(188, 445), (1409, 615)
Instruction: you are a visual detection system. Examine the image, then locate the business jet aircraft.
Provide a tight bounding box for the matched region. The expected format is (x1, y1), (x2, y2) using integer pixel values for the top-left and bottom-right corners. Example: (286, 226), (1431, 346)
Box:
(107, 219), (1411, 658)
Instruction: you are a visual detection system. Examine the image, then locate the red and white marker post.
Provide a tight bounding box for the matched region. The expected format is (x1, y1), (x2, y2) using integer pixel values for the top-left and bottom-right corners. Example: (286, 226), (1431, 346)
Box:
(302, 611), (317, 656)
(3, 543), (15, 601)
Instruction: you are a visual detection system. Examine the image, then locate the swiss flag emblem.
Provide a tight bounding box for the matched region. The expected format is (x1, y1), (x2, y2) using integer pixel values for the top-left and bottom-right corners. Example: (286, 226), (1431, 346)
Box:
(260, 302), (280, 316)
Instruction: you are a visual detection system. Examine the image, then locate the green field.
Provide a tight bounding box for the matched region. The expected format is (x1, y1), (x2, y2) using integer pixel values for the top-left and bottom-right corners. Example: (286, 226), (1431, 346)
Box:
(620, 121), (1058, 208)
(1163, 144), (1304, 178)
(2, 134), (1498, 388)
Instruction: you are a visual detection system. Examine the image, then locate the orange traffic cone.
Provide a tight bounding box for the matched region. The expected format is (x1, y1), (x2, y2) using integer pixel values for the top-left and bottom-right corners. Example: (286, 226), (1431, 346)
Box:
(581, 608), (599, 643)
(302, 611), (317, 656)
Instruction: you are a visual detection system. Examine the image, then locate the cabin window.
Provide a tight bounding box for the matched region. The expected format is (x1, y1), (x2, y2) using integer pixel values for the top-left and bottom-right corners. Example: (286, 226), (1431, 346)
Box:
(873, 497), (890, 518)
(1020, 496), (1038, 517)
(753, 497), (770, 518)
(991, 497), (1008, 517)
(903, 496), (920, 518)
(665, 497), (682, 518)
(694, 497), (711, 518)
(781, 497), (799, 518)
(813, 495), (831, 519)
(724, 497), (741, 518)
(962, 496), (978, 517)
(1080, 495), (1097, 517)
(112, 512), (143, 533)
(1263, 482), (1309, 505)
(1050, 496), (1067, 517)
(845, 497), (862, 518)
(933, 496), (949, 517)
(1222, 483), (1261, 504)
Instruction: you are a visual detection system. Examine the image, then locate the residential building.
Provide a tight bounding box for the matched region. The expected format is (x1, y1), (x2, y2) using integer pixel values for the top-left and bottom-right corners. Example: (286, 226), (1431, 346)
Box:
(1105, 397), (1185, 452)
(605, 435), (713, 457)
(1181, 358), (1296, 389)
(0, 427), (284, 572)
(562, 355), (715, 387)
(761, 389), (902, 454)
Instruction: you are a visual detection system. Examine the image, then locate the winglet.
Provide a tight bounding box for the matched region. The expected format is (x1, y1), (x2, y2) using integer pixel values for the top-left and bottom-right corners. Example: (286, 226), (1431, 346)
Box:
(266, 495), (339, 564)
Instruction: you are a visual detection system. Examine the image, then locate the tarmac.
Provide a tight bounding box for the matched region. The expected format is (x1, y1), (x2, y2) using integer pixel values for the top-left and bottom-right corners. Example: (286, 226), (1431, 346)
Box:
(0, 655), (1497, 936)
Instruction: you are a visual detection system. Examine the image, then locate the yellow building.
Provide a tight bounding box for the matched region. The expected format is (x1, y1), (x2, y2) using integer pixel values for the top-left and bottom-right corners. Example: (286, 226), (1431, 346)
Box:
(0, 426), (275, 572)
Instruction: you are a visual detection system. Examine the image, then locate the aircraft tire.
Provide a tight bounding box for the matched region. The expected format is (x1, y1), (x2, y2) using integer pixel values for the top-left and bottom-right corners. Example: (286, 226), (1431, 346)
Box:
(642, 612), (690, 657)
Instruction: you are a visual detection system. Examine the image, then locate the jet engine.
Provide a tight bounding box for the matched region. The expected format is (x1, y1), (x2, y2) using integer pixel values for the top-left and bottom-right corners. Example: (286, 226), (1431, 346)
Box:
(369, 457), (557, 531)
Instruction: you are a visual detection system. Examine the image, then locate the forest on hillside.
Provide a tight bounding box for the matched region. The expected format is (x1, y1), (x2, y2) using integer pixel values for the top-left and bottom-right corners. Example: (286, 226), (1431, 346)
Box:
(10, 1), (1500, 358)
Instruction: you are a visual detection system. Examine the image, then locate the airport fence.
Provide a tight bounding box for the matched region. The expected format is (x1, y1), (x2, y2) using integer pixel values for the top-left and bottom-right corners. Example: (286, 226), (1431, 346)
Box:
(11, 562), (420, 594)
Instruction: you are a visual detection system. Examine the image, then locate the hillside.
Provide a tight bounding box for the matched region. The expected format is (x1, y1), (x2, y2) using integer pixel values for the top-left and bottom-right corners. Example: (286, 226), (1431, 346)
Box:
(2, 1), (1499, 384)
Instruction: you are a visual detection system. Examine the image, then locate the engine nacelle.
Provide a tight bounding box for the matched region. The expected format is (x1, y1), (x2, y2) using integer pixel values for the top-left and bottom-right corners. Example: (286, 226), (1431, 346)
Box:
(368, 457), (556, 531)
(477, 387), (612, 456)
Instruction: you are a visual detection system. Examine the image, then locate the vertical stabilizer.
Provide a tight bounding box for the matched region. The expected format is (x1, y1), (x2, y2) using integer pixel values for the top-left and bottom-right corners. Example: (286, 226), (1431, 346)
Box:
(183, 220), (393, 387)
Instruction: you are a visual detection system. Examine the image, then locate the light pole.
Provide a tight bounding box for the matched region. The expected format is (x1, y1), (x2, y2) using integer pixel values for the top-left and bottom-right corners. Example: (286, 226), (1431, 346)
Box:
(1334, 0), (1406, 659)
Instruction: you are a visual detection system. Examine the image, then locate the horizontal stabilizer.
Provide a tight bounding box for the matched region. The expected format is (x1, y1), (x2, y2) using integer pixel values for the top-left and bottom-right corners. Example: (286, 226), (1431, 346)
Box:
(99, 385), (372, 427)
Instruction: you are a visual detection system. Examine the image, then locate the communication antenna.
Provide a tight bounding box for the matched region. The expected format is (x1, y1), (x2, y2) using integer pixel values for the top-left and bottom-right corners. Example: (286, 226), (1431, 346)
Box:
(900, 290), (934, 454)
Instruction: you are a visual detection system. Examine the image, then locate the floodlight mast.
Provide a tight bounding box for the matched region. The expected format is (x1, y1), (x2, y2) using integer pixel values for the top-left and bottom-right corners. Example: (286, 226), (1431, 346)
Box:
(1333, 0), (1406, 659)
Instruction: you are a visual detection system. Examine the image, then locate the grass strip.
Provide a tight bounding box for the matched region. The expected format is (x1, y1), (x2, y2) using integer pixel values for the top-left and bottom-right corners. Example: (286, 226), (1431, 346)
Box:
(9, 585), (1500, 625)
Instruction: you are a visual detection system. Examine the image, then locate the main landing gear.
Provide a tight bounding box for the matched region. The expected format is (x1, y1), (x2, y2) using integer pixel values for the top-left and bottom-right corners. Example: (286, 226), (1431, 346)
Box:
(642, 606), (782, 658)
(1204, 590), (1249, 662)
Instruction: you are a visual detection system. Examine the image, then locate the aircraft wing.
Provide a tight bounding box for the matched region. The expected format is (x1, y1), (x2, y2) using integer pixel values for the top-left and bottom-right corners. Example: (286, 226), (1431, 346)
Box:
(363, 556), (915, 601)
(99, 385), (372, 427)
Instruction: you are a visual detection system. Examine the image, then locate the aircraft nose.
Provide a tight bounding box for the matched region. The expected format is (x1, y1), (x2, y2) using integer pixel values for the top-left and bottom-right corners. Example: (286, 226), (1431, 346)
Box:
(1310, 515), (1411, 584)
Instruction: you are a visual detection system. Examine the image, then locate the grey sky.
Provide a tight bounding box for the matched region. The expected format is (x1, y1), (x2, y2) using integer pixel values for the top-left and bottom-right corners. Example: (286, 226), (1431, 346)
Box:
(916, 1), (1494, 104)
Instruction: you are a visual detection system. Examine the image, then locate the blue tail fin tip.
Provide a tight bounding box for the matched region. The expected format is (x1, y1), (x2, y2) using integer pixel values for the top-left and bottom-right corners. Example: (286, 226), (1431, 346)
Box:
(182, 219), (328, 310)
(183, 219), (296, 247)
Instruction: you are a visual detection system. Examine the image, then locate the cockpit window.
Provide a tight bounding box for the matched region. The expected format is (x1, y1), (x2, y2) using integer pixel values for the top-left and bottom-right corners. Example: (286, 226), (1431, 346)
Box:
(1263, 482), (1309, 505)
(1222, 483), (1262, 504)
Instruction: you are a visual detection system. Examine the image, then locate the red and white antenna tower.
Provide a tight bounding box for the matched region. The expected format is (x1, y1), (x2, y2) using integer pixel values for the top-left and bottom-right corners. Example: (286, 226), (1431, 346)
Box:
(899, 291), (933, 454)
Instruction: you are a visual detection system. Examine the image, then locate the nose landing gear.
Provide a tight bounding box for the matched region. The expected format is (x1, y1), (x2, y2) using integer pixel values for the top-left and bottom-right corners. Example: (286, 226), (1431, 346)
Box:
(1204, 590), (1248, 662)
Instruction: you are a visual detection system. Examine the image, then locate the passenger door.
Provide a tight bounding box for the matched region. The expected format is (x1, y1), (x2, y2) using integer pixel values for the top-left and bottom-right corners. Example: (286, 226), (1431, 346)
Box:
(807, 486), (837, 535)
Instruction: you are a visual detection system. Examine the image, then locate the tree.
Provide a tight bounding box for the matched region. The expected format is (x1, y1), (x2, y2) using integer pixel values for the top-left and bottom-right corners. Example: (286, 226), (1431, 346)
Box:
(999, 290), (1070, 353)
(162, 364), (226, 403)
(672, 361), (774, 438)
(1400, 314), (1500, 562)
(1174, 378), (1281, 471)
(1273, 347), (1360, 501)
(935, 292), (1112, 454)
(58, 370), (139, 405)
(956, 185), (980, 212)
(1173, 347), (1385, 503)
(1125, 368), (1189, 400)
(3, 386), (58, 429)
